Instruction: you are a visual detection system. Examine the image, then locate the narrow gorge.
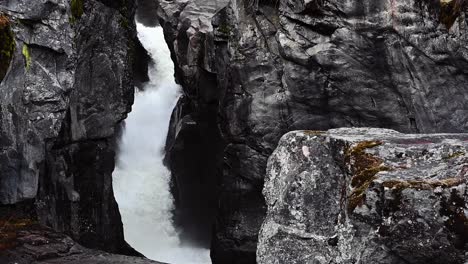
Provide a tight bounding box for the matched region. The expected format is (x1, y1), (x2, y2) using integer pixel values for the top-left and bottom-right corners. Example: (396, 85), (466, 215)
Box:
(0, 0), (467, 264)
(113, 23), (211, 264)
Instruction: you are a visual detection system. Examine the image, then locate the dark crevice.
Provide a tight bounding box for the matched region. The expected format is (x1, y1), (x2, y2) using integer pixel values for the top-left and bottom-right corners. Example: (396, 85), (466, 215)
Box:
(0, 14), (15, 84)
(135, 0), (159, 27)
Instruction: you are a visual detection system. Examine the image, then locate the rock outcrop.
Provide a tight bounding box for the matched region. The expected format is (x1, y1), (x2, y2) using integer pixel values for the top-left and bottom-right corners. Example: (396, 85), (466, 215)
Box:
(258, 128), (468, 264)
(156, 0), (468, 262)
(0, 0), (146, 255)
(0, 221), (162, 264)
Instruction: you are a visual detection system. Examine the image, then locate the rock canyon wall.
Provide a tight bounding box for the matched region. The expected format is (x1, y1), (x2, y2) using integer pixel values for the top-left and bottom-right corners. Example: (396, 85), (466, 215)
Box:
(156, 0), (468, 262)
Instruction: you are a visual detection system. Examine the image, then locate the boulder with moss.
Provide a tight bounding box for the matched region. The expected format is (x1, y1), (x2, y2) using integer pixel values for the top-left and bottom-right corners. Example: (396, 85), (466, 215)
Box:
(258, 128), (468, 264)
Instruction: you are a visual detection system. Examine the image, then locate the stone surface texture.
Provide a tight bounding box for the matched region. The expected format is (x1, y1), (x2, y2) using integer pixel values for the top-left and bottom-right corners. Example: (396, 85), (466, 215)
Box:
(258, 128), (468, 264)
(0, 224), (163, 264)
(0, 0), (146, 255)
(156, 0), (468, 262)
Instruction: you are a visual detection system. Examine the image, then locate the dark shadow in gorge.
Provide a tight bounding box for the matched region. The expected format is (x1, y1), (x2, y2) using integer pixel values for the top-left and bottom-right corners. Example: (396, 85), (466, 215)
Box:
(165, 93), (224, 248)
(136, 0), (224, 250)
(136, 0), (160, 27)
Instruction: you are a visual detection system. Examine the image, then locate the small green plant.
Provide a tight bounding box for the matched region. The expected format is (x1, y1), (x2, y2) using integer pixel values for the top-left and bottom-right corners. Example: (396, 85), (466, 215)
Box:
(70, 0), (84, 23)
(22, 44), (31, 70)
(120, 17), (129, 29)
(218, 23), (231, 35)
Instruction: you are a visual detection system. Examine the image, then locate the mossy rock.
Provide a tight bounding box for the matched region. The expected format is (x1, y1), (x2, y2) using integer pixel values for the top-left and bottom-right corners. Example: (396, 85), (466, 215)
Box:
(22, 44), (31, 70)
(70, 0), (84, 23)
(439, 0), (466, 29)
(442, 151), (465, 161)
(345, 141), (392, 212)
(0, 218), (37, 251)
(0, 14), (16, 83)
(382, 178), (463, 191)
(120, 17), (129, 29)
(218, 23), (231, 35)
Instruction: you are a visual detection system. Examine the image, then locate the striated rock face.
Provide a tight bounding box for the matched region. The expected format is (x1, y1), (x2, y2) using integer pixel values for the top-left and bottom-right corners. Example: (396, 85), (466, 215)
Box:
(157, 0), (468, 262)
(258, 128), (468, 264)
(158, 0), (229, 250)
(0, 0), (146, 255)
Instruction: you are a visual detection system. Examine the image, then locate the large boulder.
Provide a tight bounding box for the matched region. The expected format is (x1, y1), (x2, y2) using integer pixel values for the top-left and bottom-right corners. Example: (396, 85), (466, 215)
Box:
(258, 128), (468, 264)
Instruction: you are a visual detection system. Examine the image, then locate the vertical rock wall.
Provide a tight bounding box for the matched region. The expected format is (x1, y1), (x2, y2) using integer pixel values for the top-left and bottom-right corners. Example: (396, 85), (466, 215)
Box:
(0, 0), (146, 254)
(157, 0), (468, 262)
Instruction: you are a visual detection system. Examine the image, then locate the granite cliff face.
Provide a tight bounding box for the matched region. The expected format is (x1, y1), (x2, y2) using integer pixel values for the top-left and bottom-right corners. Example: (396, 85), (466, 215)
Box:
(0, 0), (147, 257)
(258, 128), (468, 264)
(156, 0), (468, 262)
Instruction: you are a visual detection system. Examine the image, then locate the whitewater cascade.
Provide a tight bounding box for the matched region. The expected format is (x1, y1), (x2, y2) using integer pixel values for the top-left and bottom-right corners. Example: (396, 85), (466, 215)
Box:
(113, 23), (211, 264)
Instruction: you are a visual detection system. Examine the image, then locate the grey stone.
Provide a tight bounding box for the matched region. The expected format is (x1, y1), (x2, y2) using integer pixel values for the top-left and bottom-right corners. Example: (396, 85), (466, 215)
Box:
(0, 225), (163, 264)
(0, 0), (146, 255)
(258, 128), (468, 264)
(156, 0), (468, 262)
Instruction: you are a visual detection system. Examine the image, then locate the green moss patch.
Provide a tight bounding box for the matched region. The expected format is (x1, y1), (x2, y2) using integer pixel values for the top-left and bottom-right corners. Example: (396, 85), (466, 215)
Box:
(0, 14), (15, 83)
(382, 178), (463, 190)
(70, 0), (84, 23)
(22, 43), (31, 70)
(218, 23), (231, 35)
(443, 151), (465, 161)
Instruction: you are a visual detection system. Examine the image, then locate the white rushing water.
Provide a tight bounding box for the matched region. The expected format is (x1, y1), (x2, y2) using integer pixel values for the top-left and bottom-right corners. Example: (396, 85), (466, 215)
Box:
(113, 23), (211, 264)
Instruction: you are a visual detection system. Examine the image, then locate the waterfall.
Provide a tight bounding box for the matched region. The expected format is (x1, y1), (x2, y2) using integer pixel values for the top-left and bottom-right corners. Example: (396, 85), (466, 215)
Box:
(113, 23), (211, 264)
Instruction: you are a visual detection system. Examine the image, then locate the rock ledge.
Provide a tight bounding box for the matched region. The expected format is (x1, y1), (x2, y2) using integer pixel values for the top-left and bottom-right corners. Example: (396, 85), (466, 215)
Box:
(258, 128), (468, 264)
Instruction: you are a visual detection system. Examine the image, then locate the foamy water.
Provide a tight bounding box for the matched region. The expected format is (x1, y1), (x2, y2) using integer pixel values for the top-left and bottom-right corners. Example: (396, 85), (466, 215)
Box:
(113, 23), (211, 264)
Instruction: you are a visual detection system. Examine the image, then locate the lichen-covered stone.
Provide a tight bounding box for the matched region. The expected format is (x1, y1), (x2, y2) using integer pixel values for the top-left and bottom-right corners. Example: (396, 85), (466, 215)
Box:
(70, 0), (84, 23)
(258, 128), (468, 264)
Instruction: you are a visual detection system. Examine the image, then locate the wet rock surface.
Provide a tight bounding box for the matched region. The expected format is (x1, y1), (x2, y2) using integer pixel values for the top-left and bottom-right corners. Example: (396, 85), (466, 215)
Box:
(156, 0), (468, 262)
(258, 128), (468, 264)
(0, 0), (145, 255)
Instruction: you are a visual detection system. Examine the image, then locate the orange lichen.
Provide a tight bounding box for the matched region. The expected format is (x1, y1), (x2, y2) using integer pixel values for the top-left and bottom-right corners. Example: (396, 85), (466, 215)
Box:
(382, 177), (464, 190)
(0, 218), (36, 250)
(439, 0), (467, 29)
(303, 130), (325, 136)
(0, 14), (9, 28)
